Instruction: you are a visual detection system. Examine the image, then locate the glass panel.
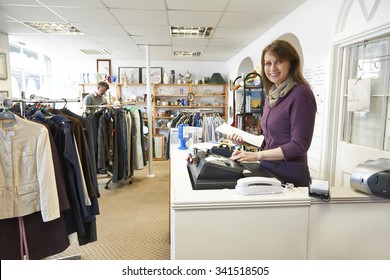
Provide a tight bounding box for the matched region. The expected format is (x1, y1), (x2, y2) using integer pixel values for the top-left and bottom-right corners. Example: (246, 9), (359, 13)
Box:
(9, 44), (52, 98)
(342, 37), (390, 150)
(343, 96), (384, 149)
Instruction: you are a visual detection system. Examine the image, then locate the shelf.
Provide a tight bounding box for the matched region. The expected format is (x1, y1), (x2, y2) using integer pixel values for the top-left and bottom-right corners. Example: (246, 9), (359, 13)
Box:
(79, 82), (121, 86)
(244, 85), (263, 90)
(155, 116), (175, 119)
(153, 83), (228, 137)
(155, 94), (188, 97)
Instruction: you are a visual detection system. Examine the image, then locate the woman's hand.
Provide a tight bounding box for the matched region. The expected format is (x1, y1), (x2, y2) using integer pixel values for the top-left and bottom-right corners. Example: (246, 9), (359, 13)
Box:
(230, 149), (261, 162)
(229, 133), (245, 145)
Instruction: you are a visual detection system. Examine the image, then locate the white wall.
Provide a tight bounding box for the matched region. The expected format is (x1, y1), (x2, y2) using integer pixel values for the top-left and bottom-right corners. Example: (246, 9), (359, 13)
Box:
(0, 32), (12, 97)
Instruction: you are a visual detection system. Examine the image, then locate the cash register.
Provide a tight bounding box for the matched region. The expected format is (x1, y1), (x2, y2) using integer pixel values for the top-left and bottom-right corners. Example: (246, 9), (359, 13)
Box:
(187, 148), (276, 190)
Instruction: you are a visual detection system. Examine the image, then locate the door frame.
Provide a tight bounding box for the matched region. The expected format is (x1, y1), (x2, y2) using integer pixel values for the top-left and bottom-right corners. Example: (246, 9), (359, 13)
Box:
(326, 25), (390, 186)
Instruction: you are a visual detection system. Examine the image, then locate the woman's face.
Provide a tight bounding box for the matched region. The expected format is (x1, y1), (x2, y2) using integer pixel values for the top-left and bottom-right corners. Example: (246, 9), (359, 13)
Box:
(264, 51), (291, 87)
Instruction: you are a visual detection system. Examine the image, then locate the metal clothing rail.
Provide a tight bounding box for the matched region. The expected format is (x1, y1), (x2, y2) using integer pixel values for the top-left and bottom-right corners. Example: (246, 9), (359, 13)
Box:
(2, 95), (81, 116)
(8, 97), (80, 104)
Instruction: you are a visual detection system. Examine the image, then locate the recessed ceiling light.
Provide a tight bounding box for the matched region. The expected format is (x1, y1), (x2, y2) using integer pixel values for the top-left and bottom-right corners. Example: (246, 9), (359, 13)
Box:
(80, 49), (112, 55)
(174, 51), (202, 57)
(170, 26), (213, 38)
(23, 22), (83, 35)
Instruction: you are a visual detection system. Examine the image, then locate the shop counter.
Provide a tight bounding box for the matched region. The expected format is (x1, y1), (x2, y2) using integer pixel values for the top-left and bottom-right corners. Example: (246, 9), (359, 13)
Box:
(305, 186), (390, 259)
(170, 145), (390, 259)
(170, 146), (311, 260)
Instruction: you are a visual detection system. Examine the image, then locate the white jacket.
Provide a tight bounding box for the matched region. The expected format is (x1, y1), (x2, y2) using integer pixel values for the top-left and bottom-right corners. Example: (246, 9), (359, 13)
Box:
(0, 115), (60, 222)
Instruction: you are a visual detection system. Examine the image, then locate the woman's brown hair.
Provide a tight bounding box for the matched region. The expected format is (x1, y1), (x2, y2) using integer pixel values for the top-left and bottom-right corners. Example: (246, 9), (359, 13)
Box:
(260, 40), (309, 93)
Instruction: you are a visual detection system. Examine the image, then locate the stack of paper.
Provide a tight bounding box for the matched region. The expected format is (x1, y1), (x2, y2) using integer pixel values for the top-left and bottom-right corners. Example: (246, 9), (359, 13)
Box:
(216, 123), (264, 148)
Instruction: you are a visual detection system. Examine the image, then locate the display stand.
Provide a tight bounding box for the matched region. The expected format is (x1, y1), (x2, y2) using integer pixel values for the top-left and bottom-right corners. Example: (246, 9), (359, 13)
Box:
(231, 72), (264, 151)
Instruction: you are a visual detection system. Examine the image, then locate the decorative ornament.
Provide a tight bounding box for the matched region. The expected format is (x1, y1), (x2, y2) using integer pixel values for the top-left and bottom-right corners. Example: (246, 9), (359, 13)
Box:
(188, 92), (195, 102)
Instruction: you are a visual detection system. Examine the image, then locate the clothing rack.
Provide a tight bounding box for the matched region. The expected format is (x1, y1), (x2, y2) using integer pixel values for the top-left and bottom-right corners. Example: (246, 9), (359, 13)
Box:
(9, 94), (82, 260)
(84, 105), (137, 189)
(5, 96), (81, 116)
(9, 96), (81, 103)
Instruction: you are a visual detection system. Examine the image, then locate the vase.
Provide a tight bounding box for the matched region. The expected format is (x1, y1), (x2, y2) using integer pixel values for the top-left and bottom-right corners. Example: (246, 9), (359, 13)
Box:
(163, 72), (170, 84)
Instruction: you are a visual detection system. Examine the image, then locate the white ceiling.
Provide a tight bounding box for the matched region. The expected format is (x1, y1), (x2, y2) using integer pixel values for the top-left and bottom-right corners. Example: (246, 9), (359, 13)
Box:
(0, 0), (306, 61)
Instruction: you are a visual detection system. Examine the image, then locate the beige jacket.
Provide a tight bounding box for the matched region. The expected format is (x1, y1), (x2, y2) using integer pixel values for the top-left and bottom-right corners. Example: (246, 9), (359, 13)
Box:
(0, 115), (60, 222)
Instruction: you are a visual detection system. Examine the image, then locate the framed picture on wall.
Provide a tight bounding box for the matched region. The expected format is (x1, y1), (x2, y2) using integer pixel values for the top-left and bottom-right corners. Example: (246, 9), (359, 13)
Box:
(0, 53), (7, 80)
(141, 67), (162, 84)
(153, 134), (165, 160)
(118, 67), (140, 84)
(97, 59), (111, 76)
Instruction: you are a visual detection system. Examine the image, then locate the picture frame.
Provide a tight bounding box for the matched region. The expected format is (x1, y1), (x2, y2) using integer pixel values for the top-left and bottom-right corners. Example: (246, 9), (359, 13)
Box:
(118, 67), (140, 84)
(97, 59), (111, 76)
(0, 53), (7, 80)
(141, 67), (162, 84)
(153, 134), (165, 160)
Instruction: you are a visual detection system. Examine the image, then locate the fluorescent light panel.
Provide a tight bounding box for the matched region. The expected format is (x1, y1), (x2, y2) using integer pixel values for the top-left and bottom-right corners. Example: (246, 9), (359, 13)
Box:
(23, 22), (83, 35)
(170, 26), (213, 38)
(80, 49), (112, 55)
(174, 51), (202, 57)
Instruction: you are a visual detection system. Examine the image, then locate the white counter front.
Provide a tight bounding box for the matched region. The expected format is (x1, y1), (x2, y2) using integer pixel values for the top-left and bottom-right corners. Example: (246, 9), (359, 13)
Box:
(170, 147), (311, 260)
(306, 186), (390, 259)
(170, 145), (390, 260)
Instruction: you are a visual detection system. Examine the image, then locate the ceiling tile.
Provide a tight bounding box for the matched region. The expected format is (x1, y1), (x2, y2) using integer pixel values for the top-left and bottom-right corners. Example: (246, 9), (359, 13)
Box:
(219, 12), (280, 28)
(132, 36), (171, 46)
(50, 7), (117, 24)
(92, 35), (135, 45)
(103, 44), (140, 52)
(172, 45), (206, 53)
(0, 5), (65, 22)
(39, 0), (105, 8)
(168, 10), (222, 26)
(207, 38), (244, 47)
(103, 0), (165, 10)
(0, 0), (37, 4)
(49, 34), (102, 46)
(123, 25), (170, 37)
(167, 0), (229, 11)
(0, 21), (41, 34)
(227, 0), (306, 13)
(212, 27), (258, 39)
(110, 9), (167, 25)
(73, 23), (128, 36)
(171, 37), (209, 47)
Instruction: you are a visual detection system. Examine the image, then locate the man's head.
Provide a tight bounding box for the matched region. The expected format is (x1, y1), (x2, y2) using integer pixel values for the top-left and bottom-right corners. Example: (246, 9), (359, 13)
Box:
(96, 81), (109, 97)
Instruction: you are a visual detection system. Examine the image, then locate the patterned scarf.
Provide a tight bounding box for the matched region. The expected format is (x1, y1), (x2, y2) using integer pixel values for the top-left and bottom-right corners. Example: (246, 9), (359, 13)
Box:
(268, 77), (296, 108)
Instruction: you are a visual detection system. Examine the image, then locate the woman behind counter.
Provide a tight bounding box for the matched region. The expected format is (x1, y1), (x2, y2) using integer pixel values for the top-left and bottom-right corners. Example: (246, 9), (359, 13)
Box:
(230, 40), (317, 187)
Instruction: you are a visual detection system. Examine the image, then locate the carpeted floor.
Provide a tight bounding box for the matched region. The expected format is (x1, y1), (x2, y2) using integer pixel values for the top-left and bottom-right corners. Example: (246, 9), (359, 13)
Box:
(49, 160), (170, 260)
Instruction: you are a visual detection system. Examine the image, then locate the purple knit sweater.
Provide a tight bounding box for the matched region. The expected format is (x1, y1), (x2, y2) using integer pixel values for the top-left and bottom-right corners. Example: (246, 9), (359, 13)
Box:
(261, 83), (317, 165)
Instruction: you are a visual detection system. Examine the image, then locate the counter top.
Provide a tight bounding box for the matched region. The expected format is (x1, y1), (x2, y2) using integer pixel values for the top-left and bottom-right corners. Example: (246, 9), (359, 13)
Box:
(303, 185), (390, 204)
(170, 146), (311, 210)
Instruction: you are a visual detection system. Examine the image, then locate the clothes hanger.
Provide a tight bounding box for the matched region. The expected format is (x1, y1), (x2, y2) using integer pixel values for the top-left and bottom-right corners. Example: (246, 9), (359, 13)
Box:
(0, 98), (16, 121)
(0, 109), (16, 120)
(62, 98), (68, 109)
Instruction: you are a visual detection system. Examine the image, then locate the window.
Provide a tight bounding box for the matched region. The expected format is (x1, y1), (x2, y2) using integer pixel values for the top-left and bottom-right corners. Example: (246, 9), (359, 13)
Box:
(9, 44), (51, 99)
(341, 36), (390, 151)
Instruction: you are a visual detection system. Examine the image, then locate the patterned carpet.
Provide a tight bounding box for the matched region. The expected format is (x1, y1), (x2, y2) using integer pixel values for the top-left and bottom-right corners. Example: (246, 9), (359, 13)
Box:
(49, 160), (170, 260)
